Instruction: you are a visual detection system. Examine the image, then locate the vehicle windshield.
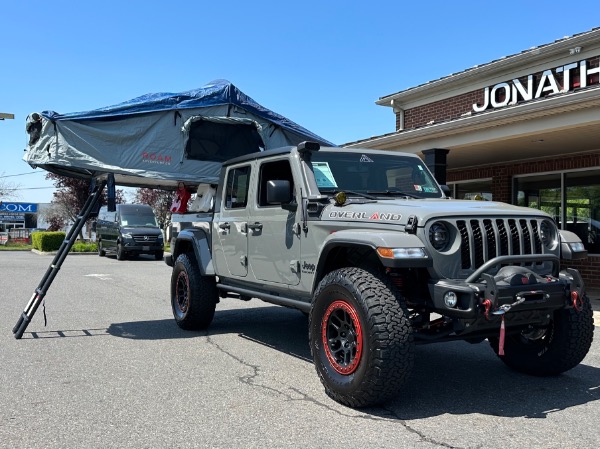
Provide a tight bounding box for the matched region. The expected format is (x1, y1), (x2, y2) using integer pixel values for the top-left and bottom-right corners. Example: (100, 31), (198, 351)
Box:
(310, 151), (443, 199)
(120, 214), (159, 227)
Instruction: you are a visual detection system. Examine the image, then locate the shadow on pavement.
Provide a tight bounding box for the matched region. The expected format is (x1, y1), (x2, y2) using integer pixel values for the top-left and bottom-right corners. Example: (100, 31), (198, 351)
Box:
(365, 338), (600, 420)
(107, 306), (311, 360)
(106, 305), (600, 420)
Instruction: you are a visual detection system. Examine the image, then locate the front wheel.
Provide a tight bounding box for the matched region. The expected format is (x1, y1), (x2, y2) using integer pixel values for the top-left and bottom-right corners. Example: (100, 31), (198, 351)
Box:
(98, 240), (105, 257)
(171, 253), (217, 330)
(154, 250), (164, 261)
(489, 294), (594, 376)
(309, 267), (414, 408)
(116, 242), (126, 260)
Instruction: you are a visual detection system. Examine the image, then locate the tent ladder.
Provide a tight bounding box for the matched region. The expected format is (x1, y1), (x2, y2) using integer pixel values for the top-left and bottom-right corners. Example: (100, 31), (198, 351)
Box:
(12, 180), (106, 339)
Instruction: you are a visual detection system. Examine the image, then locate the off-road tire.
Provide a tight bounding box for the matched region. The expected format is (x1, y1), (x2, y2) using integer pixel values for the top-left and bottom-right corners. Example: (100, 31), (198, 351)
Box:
(489, 294), (594, 375)
(154, 250), (164, 261)
(116, 242), (126, 261)
(98, 240), (106, 257)
(309, 267), (414, 408)
(171, 253), (217, 330)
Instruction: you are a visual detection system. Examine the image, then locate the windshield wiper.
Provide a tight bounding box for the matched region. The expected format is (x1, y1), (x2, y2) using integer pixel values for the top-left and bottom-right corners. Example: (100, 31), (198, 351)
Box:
(320, 189), (378, 201)
(367, 189), (421, 199)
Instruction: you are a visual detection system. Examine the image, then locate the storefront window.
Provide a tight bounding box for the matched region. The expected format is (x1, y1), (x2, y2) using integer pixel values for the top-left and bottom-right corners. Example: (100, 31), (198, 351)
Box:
(566, 171), (600, 254)
(516, 173), (561, 222)
(452, 179), (493, 201)
(515, 170), (600, 254)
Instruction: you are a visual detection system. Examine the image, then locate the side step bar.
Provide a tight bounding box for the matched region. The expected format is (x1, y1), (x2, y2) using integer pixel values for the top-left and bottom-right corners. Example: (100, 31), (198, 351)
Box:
(216, 284), (311, 313)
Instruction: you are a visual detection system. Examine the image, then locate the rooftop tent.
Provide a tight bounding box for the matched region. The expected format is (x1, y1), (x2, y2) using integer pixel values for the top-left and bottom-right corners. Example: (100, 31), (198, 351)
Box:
(23, 80), (335, 189)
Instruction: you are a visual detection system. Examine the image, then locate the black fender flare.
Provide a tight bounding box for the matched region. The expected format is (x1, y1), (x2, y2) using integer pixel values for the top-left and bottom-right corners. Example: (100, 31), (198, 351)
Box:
(172, 228), (214, 276)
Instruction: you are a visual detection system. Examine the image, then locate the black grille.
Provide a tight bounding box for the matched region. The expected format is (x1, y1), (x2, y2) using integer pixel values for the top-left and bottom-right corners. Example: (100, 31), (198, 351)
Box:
(457, 221), (470, 269)
(470, 219), (484, 268)
(458, 218), (544, 270)
(133, 235), (159, 244)
(496, 219), (509, 256)
(519, 219), (532, 255)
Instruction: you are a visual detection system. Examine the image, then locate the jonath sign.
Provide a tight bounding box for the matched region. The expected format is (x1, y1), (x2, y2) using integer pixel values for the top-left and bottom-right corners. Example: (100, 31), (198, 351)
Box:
(0, 202), (38, 213)
(473, 57), (600, 112)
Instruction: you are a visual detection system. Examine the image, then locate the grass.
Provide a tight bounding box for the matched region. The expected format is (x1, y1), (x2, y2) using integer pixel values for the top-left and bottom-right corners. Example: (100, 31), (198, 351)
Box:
(0, 241), (97, 252)
(0, 242), (32, 251)
(0, 241), (171, 253)
(71, 242), (98, 252)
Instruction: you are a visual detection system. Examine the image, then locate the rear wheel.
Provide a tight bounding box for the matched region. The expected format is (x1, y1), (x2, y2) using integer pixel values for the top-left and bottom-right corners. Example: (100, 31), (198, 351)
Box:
(489, 295), (594, 375)
(309, 267), (414, 408)
(171, 253), (217, 330)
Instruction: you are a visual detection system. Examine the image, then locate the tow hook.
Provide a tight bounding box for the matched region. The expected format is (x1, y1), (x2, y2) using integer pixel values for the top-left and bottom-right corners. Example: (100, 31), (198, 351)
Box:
(571, 291), (583, 312)
(566, 268), (585, 313)
(482, 299), (492, 320)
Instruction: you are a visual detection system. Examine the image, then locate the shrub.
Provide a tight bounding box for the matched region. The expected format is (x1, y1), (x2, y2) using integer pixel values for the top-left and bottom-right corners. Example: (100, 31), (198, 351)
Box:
(71, 242), (97, 252)
(32, 231), (66, 252)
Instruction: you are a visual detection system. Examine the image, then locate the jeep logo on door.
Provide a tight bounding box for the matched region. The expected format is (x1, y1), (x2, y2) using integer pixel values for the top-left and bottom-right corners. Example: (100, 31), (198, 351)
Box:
(301, 261), (316, 274)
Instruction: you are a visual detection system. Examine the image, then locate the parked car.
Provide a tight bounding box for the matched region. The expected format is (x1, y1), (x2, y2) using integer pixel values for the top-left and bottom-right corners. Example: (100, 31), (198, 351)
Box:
(96, 204), (164, 260)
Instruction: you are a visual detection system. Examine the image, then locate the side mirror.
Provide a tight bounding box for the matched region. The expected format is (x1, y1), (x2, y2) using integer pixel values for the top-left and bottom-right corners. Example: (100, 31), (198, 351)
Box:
(91, 221), (97, 233)
(266, 180), (292, 204)
(440, 185), (451, 198)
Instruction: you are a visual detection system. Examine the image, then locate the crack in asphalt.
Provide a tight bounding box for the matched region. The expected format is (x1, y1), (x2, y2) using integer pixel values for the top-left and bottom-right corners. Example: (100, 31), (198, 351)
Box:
(381, 406), (464, 449)
(205, 334), (463, 449)
(205, 335), (288, 398)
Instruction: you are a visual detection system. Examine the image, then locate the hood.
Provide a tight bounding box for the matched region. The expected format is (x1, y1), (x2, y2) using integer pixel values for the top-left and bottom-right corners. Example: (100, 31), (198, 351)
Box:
(321, 198), (551, 226)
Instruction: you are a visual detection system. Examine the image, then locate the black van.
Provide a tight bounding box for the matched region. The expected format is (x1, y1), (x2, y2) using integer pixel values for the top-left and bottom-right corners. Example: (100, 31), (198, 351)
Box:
(96, 204), (164, 260)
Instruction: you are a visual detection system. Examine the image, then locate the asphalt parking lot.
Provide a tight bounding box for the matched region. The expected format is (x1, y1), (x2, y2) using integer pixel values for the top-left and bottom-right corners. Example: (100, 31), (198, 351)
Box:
(1, 251), (599, 449)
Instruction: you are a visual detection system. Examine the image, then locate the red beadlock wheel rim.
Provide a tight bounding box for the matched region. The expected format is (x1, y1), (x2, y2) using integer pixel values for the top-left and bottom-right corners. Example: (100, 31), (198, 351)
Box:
(321, 300), (363, 375)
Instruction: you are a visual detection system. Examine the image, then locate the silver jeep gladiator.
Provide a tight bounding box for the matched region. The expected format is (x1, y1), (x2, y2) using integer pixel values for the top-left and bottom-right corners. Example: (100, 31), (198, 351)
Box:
(166, 141), (594, 408)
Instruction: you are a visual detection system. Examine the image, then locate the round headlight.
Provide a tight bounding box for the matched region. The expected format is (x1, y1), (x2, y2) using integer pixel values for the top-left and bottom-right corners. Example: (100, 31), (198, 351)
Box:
(429, 221), (450, 251)
(539, 220), (556, 248)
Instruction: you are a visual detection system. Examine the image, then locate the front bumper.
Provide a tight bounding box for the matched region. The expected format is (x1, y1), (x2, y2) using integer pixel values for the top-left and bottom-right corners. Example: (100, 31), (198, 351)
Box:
(428, 255), (584, 321)
(122, 240), (163, 254)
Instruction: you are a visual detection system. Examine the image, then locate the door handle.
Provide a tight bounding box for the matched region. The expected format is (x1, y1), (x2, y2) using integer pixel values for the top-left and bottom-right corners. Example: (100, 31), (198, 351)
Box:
(219, 222), (230, 230)
(248, 222), (263, 231)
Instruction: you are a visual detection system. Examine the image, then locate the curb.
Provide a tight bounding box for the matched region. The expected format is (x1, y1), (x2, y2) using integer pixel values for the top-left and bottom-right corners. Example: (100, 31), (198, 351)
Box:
(30, 249), (97, 256)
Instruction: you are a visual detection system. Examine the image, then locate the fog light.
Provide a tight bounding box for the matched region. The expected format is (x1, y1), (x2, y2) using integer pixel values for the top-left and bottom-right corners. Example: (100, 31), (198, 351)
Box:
(444, 291), (458, 308)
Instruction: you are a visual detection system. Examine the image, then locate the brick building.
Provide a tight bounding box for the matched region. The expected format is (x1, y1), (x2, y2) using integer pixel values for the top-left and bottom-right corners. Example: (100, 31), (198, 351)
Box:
(346, 28), (600, 287)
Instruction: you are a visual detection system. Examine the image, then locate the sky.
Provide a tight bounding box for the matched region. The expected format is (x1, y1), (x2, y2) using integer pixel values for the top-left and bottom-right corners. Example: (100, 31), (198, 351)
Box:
(1, 1), (598, 204)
